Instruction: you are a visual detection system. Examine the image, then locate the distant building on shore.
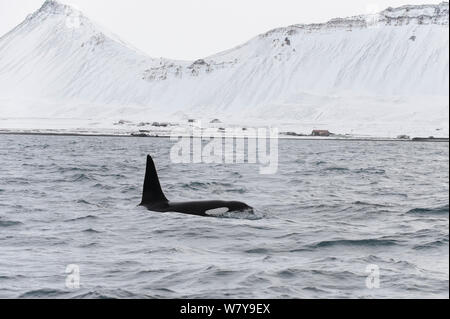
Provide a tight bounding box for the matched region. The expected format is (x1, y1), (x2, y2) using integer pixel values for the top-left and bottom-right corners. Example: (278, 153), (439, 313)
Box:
(311, 130), (331, 137)
(152, 122), (169, 127)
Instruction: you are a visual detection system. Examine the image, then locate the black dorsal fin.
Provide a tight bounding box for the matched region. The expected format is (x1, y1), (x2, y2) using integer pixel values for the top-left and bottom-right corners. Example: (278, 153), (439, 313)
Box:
(140, 155), (168, 205)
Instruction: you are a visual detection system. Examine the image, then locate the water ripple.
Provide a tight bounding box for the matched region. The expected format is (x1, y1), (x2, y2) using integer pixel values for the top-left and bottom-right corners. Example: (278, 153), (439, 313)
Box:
(0, 135), (447, 299)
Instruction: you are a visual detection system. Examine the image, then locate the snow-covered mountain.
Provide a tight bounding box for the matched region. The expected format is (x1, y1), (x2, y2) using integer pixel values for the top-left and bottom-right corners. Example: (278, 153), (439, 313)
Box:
(0, 0), (448, 137)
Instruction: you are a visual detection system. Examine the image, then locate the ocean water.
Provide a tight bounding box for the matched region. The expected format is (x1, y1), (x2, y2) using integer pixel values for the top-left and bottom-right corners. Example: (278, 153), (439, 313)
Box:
(0, 134), (448, 299)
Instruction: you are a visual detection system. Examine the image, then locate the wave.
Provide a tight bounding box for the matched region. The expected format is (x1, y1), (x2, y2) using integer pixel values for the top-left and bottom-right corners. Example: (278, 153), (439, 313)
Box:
(277, 268), (301, 278)
(414, 238), (449, 250)
(79, 242), (99, 248)
(65, 215), (98, 222)
(244, 248), (271, 254)
(205, 208), (262, 220)
(82, 228), (102, 233)
(19, 288), (142, 299)
(19, 288), (70, 298)
(71, 288), (148, 299)
(302, 286), (328, 293)
(93, 183), (115, 190)
(181, 181), (233, 190)
(352, 201), (390, 207)
(76, 199), (92, 205)
(56, 166), (84, 173)
(406, 204), (449, 215)
(311, 238), (399, 248)
(353, 168), (386, 175)
(71, 173), (97, 182)
(324, 167), (350, 172)
(0, 274), (26, 281)
(55, 173), (97, 183)
(225, 188), (247, 194)
(0, 219), (23, 227)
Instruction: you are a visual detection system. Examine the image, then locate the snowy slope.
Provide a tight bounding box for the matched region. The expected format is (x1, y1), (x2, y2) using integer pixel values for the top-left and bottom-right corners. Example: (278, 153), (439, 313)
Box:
(0, 0), (448, 137)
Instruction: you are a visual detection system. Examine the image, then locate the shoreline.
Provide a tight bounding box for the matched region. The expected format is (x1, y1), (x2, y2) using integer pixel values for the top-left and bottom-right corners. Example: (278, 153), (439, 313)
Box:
(0, 131), (448, 142)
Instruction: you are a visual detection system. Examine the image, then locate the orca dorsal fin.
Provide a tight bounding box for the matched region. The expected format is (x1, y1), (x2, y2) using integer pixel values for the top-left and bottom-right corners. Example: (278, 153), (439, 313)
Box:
(141, 155), (168, 205)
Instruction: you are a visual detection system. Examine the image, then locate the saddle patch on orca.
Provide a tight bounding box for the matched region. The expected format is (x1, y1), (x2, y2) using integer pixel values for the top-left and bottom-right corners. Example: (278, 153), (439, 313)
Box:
(139, 155), (253, 217)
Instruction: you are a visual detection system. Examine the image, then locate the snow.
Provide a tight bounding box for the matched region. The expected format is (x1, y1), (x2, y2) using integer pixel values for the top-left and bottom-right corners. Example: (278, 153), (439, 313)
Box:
(0, 0), (448, 138)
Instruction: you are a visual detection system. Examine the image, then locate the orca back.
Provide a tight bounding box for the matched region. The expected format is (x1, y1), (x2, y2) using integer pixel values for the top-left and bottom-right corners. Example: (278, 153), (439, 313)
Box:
(140, 155), (168, 205)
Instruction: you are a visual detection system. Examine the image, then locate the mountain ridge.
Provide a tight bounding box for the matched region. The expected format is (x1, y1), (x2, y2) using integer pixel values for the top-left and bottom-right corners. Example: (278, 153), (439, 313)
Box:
(0, 1), (448, 137)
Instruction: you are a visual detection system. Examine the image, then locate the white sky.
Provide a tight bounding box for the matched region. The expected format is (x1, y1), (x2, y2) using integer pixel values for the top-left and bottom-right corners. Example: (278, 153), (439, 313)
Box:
(0, 0), (444, 60)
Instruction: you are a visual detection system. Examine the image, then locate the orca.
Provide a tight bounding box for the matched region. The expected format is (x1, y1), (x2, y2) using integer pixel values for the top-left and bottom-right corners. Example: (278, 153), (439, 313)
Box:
(139, 155), (253, 217)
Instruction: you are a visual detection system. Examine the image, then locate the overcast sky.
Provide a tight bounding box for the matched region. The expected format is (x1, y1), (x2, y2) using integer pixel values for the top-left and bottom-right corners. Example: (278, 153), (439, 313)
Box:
(0, 0), (443, 60)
